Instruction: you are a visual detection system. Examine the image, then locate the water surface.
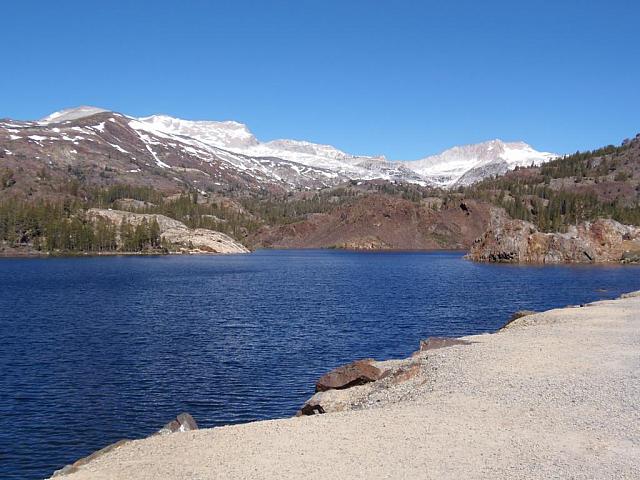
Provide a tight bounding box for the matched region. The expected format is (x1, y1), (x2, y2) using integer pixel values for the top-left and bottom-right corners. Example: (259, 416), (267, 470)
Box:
(1, 250), (639, 479)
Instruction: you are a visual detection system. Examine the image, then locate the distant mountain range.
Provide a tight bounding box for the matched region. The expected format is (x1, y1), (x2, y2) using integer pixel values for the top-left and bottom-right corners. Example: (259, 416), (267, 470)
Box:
(1, 106), (557, 195)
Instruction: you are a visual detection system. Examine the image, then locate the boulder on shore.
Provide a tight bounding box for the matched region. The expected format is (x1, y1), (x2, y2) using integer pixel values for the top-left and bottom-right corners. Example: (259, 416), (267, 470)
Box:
(315, 359), (382, 392)
(155, 412), (199, 435)
(297, 357), (427, 416)
(500, 310), (537, 330)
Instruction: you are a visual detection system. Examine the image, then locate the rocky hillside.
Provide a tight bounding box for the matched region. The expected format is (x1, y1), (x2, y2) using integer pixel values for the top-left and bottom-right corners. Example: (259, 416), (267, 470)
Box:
(0, 111), (334, 198)
(466, 134), (640, 230)
(251, 194), (493, 250)
(467, 209), (640, 264)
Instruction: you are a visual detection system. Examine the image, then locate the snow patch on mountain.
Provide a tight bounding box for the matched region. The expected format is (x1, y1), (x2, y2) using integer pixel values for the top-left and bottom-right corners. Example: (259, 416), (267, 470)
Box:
(130, 115), (424, 184)
(133, 115), (389, 175)
(136, 115), (259, 150)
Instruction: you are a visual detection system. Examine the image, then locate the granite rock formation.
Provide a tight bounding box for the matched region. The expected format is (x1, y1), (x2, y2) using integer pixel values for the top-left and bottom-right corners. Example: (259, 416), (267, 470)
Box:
(87, 208), (249, 254)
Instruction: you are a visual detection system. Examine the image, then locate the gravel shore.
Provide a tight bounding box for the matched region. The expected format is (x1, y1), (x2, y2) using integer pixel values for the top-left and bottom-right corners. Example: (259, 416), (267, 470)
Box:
(54, 292), (640, 479)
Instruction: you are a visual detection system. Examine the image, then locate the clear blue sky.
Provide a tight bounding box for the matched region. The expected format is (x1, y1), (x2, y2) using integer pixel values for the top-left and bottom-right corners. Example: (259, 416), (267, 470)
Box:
(2, 0), (639, 159)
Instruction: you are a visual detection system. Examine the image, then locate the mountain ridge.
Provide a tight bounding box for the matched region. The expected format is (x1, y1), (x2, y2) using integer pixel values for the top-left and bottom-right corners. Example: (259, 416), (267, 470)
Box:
(30, 106), (558, 188)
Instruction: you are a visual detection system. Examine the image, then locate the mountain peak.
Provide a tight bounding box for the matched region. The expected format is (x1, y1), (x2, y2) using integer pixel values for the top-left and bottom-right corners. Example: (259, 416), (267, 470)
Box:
(40, 106), (109, 124)
(402, 139), (557, 187)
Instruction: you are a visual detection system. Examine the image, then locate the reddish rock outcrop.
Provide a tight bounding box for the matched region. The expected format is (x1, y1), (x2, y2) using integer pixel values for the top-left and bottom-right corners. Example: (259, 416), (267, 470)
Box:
(468, 210), (640, 264)
(297, 357), (427, 417)
(315, 359), (382, 392)
(252, 196), (494, 251)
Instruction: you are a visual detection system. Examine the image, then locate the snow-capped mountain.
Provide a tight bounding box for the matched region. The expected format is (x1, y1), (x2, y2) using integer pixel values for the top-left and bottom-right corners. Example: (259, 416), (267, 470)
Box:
(21, 106), (557, 190)
(402, 140), (558, 187)
(129, 111), (557, 187)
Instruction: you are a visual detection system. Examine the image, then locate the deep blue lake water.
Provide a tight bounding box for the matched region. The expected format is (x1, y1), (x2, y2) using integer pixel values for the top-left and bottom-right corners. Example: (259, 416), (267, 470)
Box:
(1, 250), (640, 479)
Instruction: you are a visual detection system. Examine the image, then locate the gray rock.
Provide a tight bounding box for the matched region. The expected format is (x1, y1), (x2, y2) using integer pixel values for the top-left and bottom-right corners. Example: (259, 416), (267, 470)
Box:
(621, 251), (640, 264)
(155, 412), (199, 435)
(87, 208), (250, 254)
(418, 337), (472, 351)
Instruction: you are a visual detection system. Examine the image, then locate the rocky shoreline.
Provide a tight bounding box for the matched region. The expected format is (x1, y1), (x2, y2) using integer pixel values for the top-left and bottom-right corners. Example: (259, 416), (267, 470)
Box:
(8, 209), (640, 262)
(467, 211), (640, 264)
(295, 337), (475, 417)
(50, 291), (640, 479)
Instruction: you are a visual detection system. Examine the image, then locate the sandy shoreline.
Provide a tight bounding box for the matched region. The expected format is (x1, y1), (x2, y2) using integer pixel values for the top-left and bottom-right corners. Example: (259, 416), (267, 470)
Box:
(53, 292), (640, 479)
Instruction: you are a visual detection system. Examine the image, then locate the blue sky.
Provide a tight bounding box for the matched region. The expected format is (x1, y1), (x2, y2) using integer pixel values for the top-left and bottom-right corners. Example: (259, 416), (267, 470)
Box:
(2, 0), (639, 159)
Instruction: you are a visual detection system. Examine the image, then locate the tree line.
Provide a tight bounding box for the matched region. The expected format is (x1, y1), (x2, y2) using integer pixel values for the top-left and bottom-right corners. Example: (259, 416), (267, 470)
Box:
(0, 197), (164, 253)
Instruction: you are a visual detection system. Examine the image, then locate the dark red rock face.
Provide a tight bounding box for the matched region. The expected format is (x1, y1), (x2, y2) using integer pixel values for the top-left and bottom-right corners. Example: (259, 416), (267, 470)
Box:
(251, 196), (494, 251)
